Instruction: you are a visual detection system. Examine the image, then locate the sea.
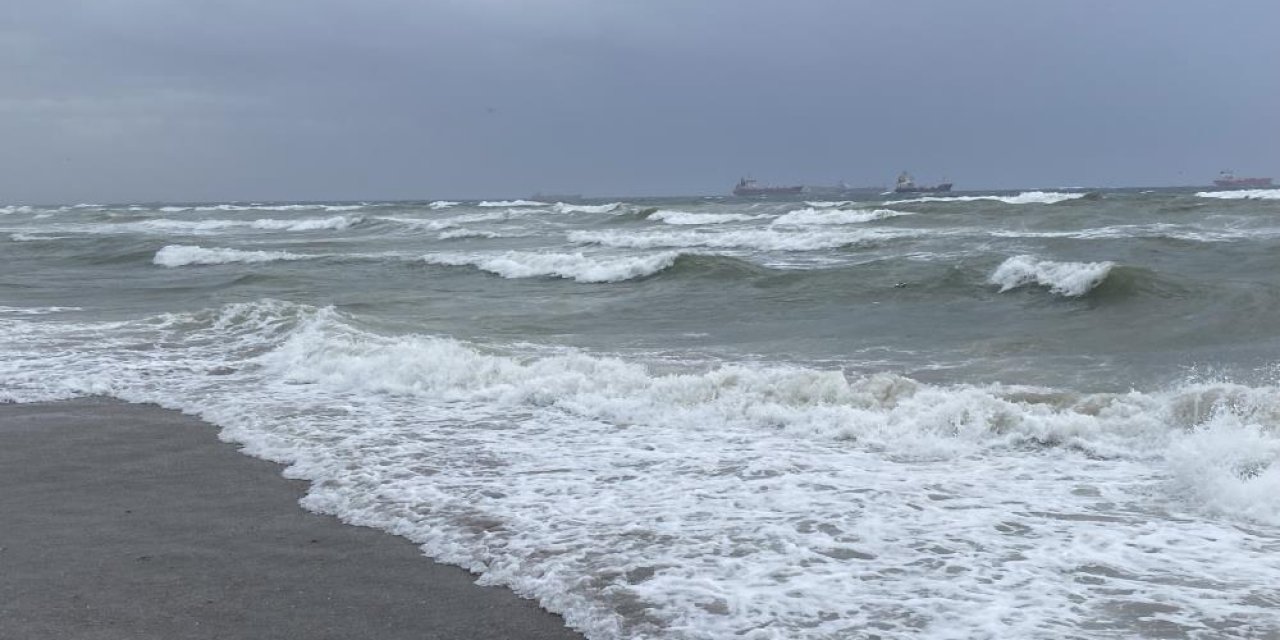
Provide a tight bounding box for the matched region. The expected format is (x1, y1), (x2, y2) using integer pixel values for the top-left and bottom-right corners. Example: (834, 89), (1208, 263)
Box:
(3, 187), (1280, 639)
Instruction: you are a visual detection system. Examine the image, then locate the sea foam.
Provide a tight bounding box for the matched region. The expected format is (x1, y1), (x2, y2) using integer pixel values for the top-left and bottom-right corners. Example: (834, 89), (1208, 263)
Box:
(1195, 189), (1280, 200)
(153, 245), (310, 267)
(139, 216), (361, 233)
(3, 302), (1280, 639)
(553, 203), (622, 214)
(570, 228), (912, 252)
(773, 208), (910, 226)
(892, 191), (1087, 205)
(423, 251), (682, 283)
(989, 254), (1114, 297)
(478, 200), (547, 208)
(647, 210), (766, 225)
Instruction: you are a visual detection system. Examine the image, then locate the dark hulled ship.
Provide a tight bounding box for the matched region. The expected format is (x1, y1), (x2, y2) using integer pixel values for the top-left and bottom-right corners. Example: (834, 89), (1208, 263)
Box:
(733, 177), (803, 197)
(894, 172), (953, 194)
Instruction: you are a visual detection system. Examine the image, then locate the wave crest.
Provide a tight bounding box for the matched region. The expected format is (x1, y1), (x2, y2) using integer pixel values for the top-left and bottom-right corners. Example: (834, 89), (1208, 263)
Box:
(153, 245), (310, 267)
(773, 208), (910, 226)
(1195, 189), (1280, 200)
(989, 254), (1115, 297)
(892, 191), (1087, 205)
(422, 251), (682, 282)
(648, 210), (765, 225)
(570, 228), (912, 251)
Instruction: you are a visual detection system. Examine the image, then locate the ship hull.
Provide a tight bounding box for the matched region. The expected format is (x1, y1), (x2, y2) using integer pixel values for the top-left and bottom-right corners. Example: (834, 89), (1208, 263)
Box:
(894, 183), (953, 194)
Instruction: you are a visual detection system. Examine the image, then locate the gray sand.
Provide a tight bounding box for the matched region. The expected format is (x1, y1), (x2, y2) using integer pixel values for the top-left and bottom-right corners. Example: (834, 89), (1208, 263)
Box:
(0, 398), (585, 640)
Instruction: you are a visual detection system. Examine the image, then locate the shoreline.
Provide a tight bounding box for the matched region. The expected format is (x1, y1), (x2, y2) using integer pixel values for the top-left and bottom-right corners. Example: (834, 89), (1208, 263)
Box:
(0, 397), (585, 640)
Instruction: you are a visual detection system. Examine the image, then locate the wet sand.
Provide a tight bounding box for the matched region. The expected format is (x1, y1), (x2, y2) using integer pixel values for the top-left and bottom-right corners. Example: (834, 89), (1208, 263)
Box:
(0, 398), (585, 640)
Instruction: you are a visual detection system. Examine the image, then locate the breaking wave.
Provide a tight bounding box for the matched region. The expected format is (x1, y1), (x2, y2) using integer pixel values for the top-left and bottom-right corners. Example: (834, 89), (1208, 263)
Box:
(569, 228), (914, 252)
(478, 200), (547, 208)
(892, 191), (1088, 205)
(156, 204), (367, 213)
(153, 245), (312, 267)
(553, 203), (621, 214)
(989, 254), (1115, 297)
(438, 229), (503, 240)
(139, 215), (362, 233)
(422, 251), (682, 283)
(1195, 189), (1280, 201)
(2, 301), (1280, 639)
(647, 210), (766, 225)
(773, 208), (911, 226)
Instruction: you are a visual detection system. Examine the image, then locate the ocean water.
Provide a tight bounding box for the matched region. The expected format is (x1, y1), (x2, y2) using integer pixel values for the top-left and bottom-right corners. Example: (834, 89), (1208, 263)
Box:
(3, 189), (1280, 638)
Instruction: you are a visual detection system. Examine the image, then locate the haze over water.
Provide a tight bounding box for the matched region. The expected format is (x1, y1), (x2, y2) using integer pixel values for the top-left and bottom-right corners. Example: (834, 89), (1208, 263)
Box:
(4, 188), (1280, 638)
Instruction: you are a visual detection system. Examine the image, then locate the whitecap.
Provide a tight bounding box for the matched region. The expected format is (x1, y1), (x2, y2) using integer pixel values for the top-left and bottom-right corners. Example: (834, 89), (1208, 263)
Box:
(773, 208), (911, 226)
(153, 245), (311, 267)
(570, 228), (913, 252)
(891, 191), (1086, 205)
(423, 250), (681, 283)
(648, 210), (766, 225)
(552, 202), (621, 214)
(1195, 189), (1280, 200)
(477, 200), (547, 208)
(989, 254), (1114, 297)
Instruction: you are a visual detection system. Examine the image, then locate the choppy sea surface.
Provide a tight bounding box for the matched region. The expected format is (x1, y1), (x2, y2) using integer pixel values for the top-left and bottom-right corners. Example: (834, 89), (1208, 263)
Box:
(3, 188), (1280, 639)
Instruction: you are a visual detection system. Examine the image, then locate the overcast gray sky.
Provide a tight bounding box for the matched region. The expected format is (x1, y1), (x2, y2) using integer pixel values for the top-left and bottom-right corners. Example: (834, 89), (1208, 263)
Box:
(4, 0), (1278, 202)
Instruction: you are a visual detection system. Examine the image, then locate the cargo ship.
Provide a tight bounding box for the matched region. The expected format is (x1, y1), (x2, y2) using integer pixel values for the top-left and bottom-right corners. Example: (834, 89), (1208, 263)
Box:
(893, 172), (953, 194)
(1212, 171), (1273, 189)
(733, 177), (803, 197)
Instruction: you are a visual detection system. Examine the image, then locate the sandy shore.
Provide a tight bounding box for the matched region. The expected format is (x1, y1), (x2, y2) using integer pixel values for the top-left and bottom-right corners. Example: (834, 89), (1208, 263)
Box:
(0, 398), (585, 640)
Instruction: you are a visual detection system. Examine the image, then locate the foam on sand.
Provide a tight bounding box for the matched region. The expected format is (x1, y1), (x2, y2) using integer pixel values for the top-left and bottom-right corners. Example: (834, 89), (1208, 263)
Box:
(153, 245), (311, 267)
(423, 251), (682, 283)
(2, 301), (1279, 639)
(989, 254), (1115, 297)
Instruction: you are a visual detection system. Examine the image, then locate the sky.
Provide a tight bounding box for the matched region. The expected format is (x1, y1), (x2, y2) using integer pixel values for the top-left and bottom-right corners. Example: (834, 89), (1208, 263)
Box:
(3, 0), (1278, 202)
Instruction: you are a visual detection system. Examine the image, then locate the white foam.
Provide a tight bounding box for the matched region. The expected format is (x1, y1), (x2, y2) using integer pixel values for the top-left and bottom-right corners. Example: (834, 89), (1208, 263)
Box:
(0, 305), (82, 315)
(570, 228), (913, 252)
(153, 245), (311, 267)
(647, 210), (766, 225)
(137, 216), (361, 233)
(891, 191), (1087, 205)
(773, 208), (911, 226)
(423, 251), (681, 283)
(1195, 189), (1280, 200)
(802, 200), (856, 208)
(478, 200), (547, 208)
(989, 254), (1114, 297)
(553, 202), (621, 214)
(0, 205), (36, 215)
(429, 201), (460, 210)
(438, 229), (502, 240)
(2, 303), (1279, 638)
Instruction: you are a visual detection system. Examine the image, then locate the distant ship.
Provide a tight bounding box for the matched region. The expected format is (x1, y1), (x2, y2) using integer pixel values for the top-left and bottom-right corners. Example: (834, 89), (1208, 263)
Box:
(733, 177), (803, 197)
(1212, 171), (1272, 189)
(894, 172), (953, 194)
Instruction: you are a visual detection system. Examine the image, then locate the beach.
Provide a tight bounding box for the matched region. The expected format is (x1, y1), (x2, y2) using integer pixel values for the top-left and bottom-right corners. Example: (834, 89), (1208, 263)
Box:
(0, 398), (584, 640)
